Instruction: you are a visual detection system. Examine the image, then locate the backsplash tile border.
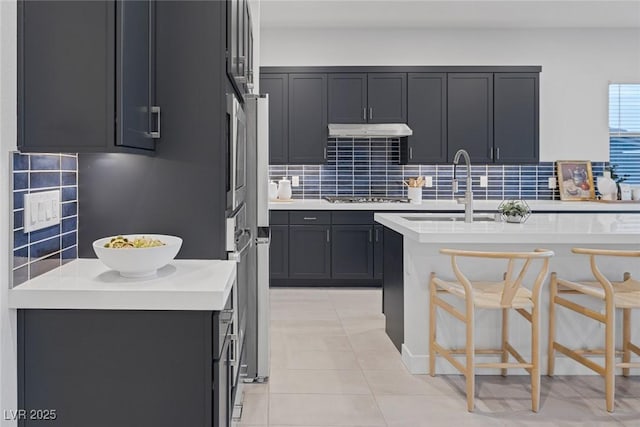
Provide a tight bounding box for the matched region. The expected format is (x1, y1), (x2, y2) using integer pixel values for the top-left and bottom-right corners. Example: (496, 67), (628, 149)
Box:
(11, 153), (78, 287)
(269, 138), (607, 201)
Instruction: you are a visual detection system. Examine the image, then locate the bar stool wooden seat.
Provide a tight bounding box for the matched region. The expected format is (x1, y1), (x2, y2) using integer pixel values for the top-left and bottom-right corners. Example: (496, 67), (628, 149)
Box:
(548, 248), (640, 412)
(429, 249), (554, 412)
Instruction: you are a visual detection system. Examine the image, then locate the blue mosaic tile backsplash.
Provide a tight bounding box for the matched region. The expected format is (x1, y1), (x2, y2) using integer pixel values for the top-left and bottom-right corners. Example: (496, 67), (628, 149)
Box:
(12, 153), (78, 286)
(269, 138), (607, 200)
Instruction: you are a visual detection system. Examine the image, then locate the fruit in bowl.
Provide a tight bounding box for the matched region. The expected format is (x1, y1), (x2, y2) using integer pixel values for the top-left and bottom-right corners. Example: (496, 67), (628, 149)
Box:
(93, 234), (182, 278)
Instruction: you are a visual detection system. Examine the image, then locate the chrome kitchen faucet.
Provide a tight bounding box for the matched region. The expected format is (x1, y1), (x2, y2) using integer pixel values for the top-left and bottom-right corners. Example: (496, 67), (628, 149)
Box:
(452, 149), (474, 223)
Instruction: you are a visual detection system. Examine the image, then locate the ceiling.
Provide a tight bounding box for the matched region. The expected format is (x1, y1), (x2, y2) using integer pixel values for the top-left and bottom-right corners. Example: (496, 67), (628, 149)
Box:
(260, 0), (640, 29)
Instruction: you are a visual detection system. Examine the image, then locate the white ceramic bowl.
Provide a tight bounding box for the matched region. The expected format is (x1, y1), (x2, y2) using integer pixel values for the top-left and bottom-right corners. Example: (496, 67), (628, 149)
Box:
(92, 234), (183, 278)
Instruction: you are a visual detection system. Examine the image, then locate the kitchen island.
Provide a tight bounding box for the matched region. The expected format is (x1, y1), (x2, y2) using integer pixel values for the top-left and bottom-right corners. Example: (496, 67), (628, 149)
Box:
(9, 259), (237, 427)
(374, 212), (640, 375)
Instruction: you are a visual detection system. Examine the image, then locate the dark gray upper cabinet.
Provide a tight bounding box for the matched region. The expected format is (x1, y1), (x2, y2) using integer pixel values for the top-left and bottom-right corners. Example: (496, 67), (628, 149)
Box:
(367, 73), (407, 123)
(288, 74), (328, 164)
(226, 0), (253, 97)
(447, 73), (494, 163)
(494, 73), (539, 164)
(331, 225), (374, 280)
(260, 74), (289, 164)
(406, 73), (447, 163)
(288, 225), (331, 280)
(328, 74), (368, 124)
(18, 1), (116, 152)
(117, 0), (157, 151)
(19, 0), (158, 153)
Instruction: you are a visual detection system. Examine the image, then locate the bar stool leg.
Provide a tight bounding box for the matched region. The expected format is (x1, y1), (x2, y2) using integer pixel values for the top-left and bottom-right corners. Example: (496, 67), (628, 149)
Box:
(429, 273), (437, 377)
(547, 273), (557, 377)
(605, 299), (616, 412)
(531, 302), (541, 412)
(622, 272), (632, 378)
(501, 308), (509, 377)
(465, 301), (475, 412)
(623, 308), (631, 377)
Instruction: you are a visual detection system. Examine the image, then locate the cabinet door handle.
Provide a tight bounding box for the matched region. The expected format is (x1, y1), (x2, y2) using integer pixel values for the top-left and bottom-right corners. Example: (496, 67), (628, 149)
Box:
(150, 106), (161, 139)
(303, 217), (317, 221)
(496, 147), (500, 160)
(490, 148), (494, 160)
(369, 107), (373, 120)
(369, 229), (373, 243)
(409, 147), (413, 160)
(326, 229), (330, 243)
(324, 147), (327, 159)
(375, 228), (379, 242)
(363, 108), (366, 120)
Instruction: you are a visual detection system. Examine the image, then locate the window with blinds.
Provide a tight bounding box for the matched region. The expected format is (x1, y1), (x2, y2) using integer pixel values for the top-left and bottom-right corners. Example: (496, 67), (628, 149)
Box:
(609, 83), (640, 184)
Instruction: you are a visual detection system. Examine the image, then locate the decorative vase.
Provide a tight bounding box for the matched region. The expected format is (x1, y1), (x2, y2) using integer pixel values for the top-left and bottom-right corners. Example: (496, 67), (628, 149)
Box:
(408, 187), (422, 204)
(277, 178), (292, 200)
(506, 215), (522, 223)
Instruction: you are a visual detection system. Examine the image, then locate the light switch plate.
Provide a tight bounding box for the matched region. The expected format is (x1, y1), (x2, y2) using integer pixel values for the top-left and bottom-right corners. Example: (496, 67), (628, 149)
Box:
(24, 190), (61, 233)
(424, 176), (433, 188)
(548, 177), (557, 189)
(292, 176), (300, 187)
(479, 176), (488, 188)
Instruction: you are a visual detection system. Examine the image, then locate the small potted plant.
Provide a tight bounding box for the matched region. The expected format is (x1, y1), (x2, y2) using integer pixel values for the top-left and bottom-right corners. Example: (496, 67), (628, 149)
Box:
(498, 200), (531, 223)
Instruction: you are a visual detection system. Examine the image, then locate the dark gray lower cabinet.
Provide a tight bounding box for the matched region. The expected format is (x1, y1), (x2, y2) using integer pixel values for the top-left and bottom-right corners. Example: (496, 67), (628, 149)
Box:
(288, 225), (331, 280)
(331, 225), (374, 280)
(383, 227), (404, 352)
(374, 225), (384, 281)
(18, 309), (228, 427)
(269, 225), (288, 279)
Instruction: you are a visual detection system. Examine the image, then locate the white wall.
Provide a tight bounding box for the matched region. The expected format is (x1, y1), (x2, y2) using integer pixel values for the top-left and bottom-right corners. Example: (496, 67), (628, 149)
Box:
(261, 27), (640, 161)
(0, 1), (17, 425)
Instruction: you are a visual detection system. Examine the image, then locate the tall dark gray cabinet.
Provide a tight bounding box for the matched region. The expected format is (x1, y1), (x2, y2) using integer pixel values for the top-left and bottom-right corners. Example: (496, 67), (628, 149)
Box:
(18, 1), (237, 426)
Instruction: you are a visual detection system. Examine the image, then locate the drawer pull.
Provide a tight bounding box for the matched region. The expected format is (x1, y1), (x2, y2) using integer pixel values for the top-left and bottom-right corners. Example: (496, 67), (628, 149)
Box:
(303, 217), (317, 221)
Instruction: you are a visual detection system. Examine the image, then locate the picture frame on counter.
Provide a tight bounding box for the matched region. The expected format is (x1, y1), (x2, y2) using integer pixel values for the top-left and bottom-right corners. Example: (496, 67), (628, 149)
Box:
(557, 160), (596, 201)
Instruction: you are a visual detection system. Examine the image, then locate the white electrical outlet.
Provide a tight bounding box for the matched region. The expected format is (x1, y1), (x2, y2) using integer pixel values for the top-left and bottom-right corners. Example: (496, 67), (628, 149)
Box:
(479, 176), (488, 188)
(548, 177), (557, 189)
(24, 190), (61, 233)
(292, 176), (300, 187)
(424, 176), (433, 188)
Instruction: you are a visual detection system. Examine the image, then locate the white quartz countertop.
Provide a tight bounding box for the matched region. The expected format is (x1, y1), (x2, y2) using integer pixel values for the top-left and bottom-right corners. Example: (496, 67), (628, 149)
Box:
(374, 212), (640, 245)
(269, 199), (640, 212)
(9, 259), (237, 311)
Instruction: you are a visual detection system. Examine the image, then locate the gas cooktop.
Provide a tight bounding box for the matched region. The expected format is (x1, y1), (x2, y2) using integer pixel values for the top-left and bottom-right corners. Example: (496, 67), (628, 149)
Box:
(324, 196), (410, 204)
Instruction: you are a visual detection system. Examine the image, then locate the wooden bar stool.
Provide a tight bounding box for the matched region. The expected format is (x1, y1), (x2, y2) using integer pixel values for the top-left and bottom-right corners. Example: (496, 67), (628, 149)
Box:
(429, 249), (553, 412)
(548, 248), (640, 412)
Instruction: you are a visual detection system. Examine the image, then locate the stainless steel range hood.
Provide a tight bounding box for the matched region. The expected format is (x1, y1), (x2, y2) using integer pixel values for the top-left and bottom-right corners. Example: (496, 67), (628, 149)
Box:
(328, 123), (413, 138)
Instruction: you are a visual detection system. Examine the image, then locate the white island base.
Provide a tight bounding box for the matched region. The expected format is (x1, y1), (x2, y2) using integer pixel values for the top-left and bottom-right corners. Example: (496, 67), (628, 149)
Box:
(375, 212), (640, 376)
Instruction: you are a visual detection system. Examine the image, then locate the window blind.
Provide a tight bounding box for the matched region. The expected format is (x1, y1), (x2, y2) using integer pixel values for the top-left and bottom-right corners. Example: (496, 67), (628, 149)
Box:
(609, 83), (640, 184)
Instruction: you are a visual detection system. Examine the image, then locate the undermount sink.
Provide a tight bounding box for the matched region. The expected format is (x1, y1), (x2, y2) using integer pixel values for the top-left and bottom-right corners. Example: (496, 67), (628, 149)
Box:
(402, 214), (498, 223)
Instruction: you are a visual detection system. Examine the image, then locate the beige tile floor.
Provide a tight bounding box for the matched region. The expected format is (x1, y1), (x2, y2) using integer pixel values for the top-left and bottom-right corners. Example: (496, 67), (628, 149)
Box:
(235, 288), (640, 427)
